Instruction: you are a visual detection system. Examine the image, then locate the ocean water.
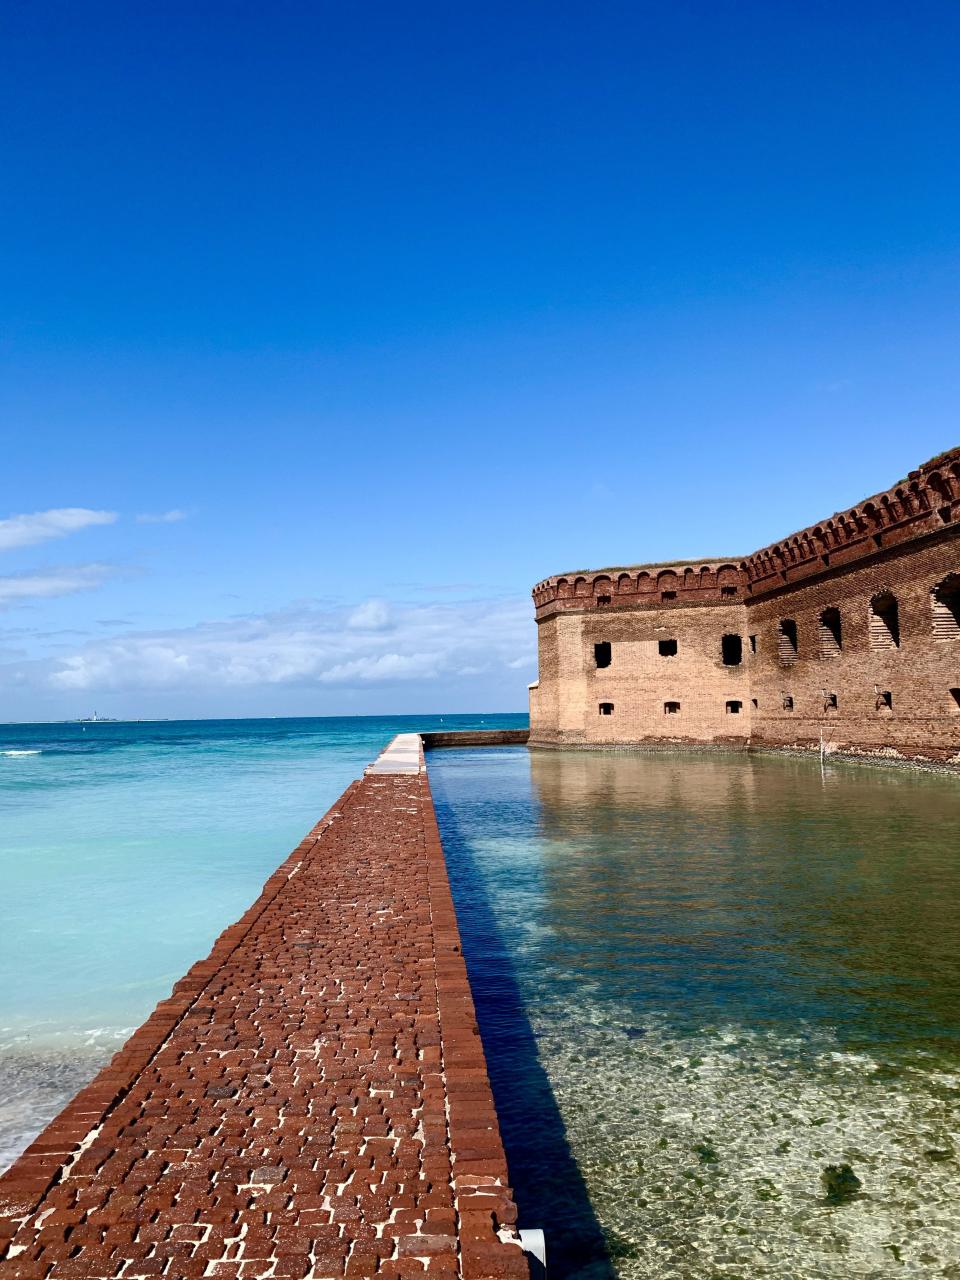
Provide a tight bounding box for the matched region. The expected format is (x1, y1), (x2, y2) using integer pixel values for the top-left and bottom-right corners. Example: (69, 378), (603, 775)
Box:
(429, 747), (960, 1279)
(0, 713), (525, 1170)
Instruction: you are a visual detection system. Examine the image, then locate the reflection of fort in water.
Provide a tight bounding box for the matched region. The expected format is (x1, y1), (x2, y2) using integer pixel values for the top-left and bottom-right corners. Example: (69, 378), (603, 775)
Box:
(525, 747), (960, 1054)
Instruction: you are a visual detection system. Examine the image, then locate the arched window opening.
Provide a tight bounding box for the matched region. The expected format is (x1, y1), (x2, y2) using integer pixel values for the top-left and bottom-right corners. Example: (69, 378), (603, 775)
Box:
(778, 619), (798, 665)
(594, 642), (612, 669)
(599, 702), (614, 716)
(869, 592), (900, 649)
(818, 607), (843, 657)
(949, 688), (960, 710)
(932, 574), (960, 640)
(664, 701), (680, 715)
(721, 634), (743, 666)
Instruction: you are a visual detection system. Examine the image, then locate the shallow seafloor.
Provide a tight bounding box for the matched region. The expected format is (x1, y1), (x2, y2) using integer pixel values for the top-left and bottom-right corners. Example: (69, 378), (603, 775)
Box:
(0, 713), (526, 1170)
(429, 746), (960, 1279)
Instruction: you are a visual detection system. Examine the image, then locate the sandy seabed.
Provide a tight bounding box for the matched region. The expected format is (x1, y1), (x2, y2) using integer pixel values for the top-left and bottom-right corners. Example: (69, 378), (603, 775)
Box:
(535, 1004), (960, 1279)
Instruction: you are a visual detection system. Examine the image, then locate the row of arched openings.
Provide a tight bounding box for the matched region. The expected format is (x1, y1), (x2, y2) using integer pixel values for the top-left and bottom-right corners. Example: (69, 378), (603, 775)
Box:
(776, 574), (959, 664)
(537, 564), (743, 606)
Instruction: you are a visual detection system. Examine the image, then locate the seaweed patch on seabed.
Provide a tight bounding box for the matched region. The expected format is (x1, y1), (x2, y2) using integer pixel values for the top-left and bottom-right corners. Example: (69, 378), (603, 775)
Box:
(534, 1008), (960, 1279)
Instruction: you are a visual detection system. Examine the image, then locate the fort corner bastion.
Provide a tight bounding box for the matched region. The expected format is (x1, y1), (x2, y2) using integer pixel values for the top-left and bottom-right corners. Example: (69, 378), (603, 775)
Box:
(529, 447), (960, 765)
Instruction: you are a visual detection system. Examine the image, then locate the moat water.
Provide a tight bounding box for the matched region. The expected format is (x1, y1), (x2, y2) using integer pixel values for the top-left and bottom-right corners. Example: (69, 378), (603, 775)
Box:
(0, 713), (526, 1170)
(430, 747), (960, 1280)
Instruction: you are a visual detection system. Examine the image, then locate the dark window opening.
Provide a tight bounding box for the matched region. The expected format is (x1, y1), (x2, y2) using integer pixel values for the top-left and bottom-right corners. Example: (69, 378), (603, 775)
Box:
(749, 635), (757, 654)
(818, 607), (843, 657)
(599, 702), (614, 716)
(721, 634), (743, 666)
(661, 590), (677, 602)
(726, 700), (742, 714)
(594, 642), (612, 669)
(721, 585), (737, 597)
(869, 592), (900, 649)
(824, 692), (838, 710)
(876, 689), (893, 710)
(664, 701), (680, 714)
(778, 619), (798, 664)
(782, 695), (794, 710)
(751, 698), (758, 709)
(658, 638), (678, 657)
(950, 688), (960, 710)
(596, 594), (612, 606)
(932, 574), (960, 640)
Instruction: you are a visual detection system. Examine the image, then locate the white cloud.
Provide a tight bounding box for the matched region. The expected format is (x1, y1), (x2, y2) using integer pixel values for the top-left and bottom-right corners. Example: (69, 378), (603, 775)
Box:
(347, 599), (392, 631)
(136, 509), (187, 524)
(44, 596), (535, 693)
(0, 508), (116, 551)
(0, 564), (119, 608)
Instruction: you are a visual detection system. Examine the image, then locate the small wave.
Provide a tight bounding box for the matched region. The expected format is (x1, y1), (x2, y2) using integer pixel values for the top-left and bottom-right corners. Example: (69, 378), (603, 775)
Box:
(1, 749), (41, 757)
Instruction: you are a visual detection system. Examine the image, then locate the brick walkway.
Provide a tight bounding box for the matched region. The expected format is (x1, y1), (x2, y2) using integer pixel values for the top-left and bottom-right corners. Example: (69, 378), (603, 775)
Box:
(0, 743), (528, 1279)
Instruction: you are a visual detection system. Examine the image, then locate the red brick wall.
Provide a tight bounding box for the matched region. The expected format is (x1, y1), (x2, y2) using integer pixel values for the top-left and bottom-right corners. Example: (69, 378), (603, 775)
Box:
(531, 601), (752, 746)
(748, 530), (960, 761)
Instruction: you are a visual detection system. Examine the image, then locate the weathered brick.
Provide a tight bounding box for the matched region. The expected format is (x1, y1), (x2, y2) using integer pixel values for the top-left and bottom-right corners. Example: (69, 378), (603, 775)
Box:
(0, 754), (527, 1277)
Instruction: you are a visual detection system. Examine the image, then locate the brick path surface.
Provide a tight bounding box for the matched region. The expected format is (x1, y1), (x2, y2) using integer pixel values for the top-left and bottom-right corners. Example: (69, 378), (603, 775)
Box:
(0, 744), (528, 1280)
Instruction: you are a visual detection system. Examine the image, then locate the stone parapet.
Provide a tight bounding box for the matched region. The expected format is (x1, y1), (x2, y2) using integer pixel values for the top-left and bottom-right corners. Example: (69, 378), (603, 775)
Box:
(742, 447), (960, 598)
(531, 448), (960, 622)
(532, 560), (745, 619)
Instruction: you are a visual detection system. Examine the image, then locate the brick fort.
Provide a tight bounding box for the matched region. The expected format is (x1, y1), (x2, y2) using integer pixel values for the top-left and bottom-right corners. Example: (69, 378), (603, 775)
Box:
(529, 447), (960, 765)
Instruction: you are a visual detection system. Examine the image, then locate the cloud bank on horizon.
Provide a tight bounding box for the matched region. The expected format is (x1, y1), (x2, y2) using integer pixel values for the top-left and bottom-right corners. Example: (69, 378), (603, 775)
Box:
(0, 501), (534, 716)
(3, 595), (533, 712)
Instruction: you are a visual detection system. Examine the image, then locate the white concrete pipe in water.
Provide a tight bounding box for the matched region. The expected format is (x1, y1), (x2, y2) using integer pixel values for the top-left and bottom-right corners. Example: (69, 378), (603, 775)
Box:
(519, 1227), (546, 1274)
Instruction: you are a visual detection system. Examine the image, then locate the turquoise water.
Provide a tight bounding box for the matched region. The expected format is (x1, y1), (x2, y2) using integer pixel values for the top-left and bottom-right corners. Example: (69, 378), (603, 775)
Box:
(429, 747), (960, 1279)
(0, 713), (525, 1169)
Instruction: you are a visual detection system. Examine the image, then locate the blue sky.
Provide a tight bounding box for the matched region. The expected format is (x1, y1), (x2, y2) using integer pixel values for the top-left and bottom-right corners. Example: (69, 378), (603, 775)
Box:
(1, 1), (958, 719)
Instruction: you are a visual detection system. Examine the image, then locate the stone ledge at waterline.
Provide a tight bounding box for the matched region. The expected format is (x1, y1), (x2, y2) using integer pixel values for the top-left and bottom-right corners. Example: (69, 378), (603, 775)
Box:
(421, 729), (530, 750)
(0, 736), (529, 1280)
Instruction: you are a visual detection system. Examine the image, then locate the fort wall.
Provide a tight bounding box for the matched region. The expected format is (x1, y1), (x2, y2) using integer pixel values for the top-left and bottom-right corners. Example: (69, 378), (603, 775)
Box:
(530, 448), (960, 765)
(530, 602), (751, 746)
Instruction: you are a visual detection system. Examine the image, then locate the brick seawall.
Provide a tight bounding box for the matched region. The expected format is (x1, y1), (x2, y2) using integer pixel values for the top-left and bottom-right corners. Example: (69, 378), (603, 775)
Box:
(0, 737), (528, 1280)
(420, 732), (529, 750)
